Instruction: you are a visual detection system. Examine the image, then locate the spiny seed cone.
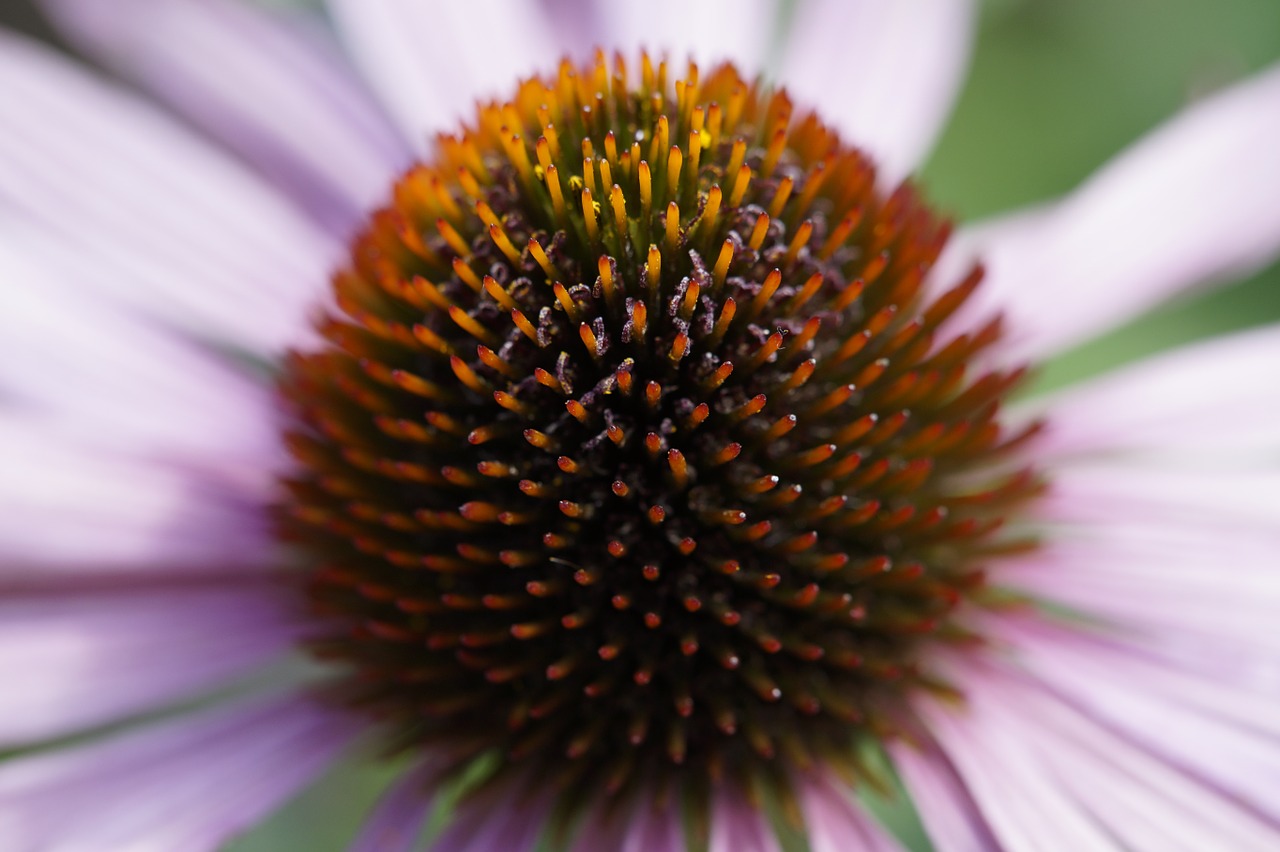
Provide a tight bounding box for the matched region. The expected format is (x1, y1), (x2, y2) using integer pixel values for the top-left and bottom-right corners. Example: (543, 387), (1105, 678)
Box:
(280, 53), (1042, 820)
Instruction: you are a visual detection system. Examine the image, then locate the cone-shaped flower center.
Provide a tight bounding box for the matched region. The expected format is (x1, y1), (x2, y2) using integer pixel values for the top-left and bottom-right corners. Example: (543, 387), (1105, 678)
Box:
(281, 53), (1041, 820)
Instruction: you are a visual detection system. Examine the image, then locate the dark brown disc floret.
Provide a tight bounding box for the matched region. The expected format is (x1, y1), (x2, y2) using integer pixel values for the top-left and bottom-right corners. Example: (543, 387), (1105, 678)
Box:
(280, 53), (1041, 826)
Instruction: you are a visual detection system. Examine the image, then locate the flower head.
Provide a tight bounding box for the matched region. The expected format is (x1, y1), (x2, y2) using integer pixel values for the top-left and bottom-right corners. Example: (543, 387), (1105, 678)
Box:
(2, 1), (1279, 850)
(283, 55), (1040, 823)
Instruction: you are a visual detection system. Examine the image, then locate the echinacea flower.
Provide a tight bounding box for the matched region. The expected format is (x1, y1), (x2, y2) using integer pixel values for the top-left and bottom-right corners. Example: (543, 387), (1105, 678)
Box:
(2, 1), (1278, 850)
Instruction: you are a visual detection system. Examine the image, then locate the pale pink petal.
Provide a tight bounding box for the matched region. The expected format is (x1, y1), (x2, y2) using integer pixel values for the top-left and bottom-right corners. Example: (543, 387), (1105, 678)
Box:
(990, 618), (1280, 827)
(598, 1), (776, 72)
(1000, 522), (1280, 659)
(0, 231), (284, 475)
(708, 789), (780, 852)
(888, 742), (1000, 852)
(536, 0), (601, 48)
(1017, 467), (1280, 650)
(428, 790), (549, 852)
(780, 0), (977, 184)
(918, 643), (1280, 850)
(0, 422), (274, 576)
(0, 692), (361, 852)
(943, 62), (1280, 361)
(1020, 460), (1280, 646)
(1026, 323), (1280, 459)
(797, 772), (904, 852)
(327, 0), (571, 145)
(914, 679), (1128, 850)
(1038, 462), (1280, 532)
(351, 761), (439, 852)
(622, 809), (686, 852)
(572, 798), (685, 852)
(0, 32), (338, 355)
(0, 580), (301, 747)
(41, 0), (410, 237)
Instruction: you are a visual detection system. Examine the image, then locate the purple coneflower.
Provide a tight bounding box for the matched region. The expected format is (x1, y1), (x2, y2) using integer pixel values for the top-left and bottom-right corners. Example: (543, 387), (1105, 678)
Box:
(2, 1), (1278, 850)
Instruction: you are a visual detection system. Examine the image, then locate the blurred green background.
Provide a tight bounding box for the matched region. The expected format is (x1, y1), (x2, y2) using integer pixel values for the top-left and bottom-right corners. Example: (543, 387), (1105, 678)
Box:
(1, 0), (1276, 849)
